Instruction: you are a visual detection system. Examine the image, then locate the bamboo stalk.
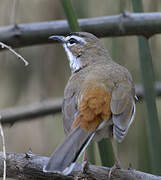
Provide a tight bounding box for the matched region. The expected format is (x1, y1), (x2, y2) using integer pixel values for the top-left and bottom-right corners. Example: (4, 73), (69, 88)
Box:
(60, 0), (81, 32)
(87, 143), (96, 164)
(132, 0), (161, 175)
(98, 139), (114, 167)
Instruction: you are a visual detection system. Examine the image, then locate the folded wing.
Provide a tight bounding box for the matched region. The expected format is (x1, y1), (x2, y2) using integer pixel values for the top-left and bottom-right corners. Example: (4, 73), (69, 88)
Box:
(110, 82), (136, 142)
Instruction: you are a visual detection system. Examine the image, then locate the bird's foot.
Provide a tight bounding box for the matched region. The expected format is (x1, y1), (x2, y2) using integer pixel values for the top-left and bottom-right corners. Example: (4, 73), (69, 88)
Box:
(81, 159), (89, 173)
(108, 162), (121, 179)
(81, 150), (89, 173)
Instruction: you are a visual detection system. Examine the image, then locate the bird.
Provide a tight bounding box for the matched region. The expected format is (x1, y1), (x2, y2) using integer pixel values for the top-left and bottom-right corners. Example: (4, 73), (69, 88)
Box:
(44, 32), (136, 175)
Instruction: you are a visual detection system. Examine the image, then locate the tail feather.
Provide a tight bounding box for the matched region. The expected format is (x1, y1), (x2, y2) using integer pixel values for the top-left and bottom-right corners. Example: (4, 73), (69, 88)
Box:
(44, 126), (95, 174)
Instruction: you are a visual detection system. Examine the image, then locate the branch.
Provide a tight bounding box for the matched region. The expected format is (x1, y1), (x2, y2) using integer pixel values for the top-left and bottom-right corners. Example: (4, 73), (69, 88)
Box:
(1, 82), (161, 125)
(0, 152), (160, 180)
(0, 12), (161, 50)
(0, 98), (62, 125)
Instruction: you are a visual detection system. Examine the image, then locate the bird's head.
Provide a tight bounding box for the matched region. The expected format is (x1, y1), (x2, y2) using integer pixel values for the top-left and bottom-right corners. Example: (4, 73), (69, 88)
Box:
(49, 32), (109, 72)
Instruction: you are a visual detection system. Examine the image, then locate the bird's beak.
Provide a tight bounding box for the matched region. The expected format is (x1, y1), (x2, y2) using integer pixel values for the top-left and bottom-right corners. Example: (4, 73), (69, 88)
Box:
(49, 35), (66, 43)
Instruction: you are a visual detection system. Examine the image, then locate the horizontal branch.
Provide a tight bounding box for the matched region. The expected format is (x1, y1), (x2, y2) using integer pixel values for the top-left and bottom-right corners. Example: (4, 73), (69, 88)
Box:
(1, 82), (161, 125)
(0, 152), (160, 180)
(0, 12), (161, 50)
(0, 98), (62, 125)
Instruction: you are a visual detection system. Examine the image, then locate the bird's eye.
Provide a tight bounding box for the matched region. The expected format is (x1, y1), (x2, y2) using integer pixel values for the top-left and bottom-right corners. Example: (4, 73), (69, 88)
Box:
(68, 38), (78, 45)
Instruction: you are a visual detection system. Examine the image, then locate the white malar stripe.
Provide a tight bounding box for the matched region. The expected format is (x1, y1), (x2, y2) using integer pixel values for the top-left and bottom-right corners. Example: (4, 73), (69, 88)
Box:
(63, 44), (81, 72)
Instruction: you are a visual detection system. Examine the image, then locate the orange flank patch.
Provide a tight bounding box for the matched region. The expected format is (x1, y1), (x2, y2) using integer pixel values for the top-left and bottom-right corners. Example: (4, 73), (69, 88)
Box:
(72, 85), (112, 131)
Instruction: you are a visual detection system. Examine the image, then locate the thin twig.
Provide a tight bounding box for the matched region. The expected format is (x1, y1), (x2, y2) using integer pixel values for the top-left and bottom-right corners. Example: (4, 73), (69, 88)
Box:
(0, 42), (29, 66)
(0, 117), (6, 180)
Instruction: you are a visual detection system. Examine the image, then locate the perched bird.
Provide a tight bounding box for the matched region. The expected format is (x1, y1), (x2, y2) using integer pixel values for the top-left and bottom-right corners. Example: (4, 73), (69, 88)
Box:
(44, 32), (136, 175)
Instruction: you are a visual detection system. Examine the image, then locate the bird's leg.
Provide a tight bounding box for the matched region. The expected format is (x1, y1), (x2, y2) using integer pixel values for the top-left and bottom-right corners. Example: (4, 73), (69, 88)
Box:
(81, 149), (88, 173)
(83, 149), (88, 162)
(109, 138), (121, 177)
(111, 138), (121, 168)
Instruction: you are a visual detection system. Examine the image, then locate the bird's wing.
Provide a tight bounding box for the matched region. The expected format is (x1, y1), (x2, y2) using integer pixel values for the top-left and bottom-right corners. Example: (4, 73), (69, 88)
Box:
(62, 90), (79, 135)
(110, 81), (136, 142)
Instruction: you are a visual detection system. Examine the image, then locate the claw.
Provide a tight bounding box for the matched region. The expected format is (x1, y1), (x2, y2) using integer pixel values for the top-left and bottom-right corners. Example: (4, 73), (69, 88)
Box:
(81, 159), (89, 173)
(108, 162), (120, 179)
(81, 150), (89, 173)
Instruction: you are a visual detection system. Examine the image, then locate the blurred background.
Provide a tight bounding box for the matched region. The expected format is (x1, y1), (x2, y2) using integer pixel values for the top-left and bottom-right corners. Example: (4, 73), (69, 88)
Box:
(0, 0), (161, 177)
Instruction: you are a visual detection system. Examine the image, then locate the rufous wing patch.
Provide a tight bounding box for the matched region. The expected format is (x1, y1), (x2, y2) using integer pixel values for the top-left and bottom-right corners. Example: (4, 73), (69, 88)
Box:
(72, 84), (112, 132)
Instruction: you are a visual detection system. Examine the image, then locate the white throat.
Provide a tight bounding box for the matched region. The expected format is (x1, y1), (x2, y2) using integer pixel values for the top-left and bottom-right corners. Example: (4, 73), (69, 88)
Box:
(63, 44), (81, 72)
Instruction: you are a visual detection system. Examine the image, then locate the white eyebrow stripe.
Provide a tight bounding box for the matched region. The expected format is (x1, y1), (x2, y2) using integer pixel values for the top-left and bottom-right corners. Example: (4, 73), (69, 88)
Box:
(65, 35), (86, 44)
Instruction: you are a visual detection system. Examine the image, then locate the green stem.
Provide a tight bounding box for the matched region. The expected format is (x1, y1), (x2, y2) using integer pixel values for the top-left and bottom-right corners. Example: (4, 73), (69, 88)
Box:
(87, 142), (96, 164)
(132, 0), (161, 175)
(60, 0), (81, 32)
(98, 139), (114, 167)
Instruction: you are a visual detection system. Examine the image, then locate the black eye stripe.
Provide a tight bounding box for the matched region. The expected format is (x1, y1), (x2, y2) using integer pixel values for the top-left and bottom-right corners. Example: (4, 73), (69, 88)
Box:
(68, 38), (78, 44)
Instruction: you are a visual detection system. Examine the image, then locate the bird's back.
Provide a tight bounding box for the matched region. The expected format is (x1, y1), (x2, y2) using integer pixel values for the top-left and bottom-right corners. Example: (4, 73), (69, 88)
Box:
(62, 60), (135, 139)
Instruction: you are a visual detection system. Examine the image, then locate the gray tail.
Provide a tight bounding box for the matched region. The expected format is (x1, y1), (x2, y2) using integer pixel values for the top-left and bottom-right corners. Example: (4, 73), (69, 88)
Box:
(44, 126), (95, 174)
